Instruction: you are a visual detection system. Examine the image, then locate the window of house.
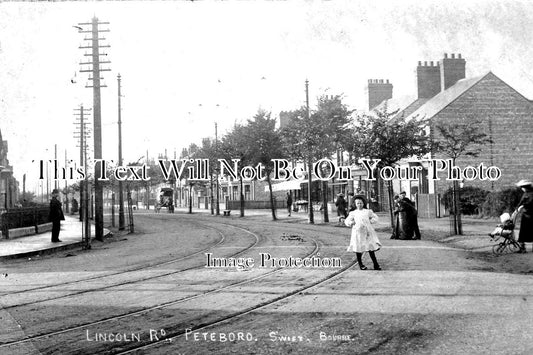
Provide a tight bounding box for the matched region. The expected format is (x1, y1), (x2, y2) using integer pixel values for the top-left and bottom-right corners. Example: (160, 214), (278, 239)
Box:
(232, 186), (239, 200)
(419, 168), (429, 194)
(244, 185), (251, 200)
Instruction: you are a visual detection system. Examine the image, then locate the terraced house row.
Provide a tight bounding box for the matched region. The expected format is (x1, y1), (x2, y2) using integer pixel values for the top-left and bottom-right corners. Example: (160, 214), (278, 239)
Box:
(370, 53), (533, 216)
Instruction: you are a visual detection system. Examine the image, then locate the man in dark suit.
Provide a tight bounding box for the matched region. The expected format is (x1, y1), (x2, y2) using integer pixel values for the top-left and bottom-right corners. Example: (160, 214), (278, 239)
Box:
(49, 189), (65, 243)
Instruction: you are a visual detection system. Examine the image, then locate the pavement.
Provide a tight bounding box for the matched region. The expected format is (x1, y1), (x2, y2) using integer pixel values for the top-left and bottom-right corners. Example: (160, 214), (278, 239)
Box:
(0, 216), (111, 260)
(0, 206), (502, 260)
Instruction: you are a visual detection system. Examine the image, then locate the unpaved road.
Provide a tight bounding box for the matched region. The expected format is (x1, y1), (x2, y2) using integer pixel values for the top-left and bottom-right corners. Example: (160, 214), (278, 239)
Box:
(1, 212), (532, 354)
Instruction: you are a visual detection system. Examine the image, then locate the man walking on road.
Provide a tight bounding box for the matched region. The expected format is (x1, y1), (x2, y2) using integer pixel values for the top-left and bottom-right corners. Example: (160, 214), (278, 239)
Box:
(49, 188), (65, 243)
(286, 192), (293, 217)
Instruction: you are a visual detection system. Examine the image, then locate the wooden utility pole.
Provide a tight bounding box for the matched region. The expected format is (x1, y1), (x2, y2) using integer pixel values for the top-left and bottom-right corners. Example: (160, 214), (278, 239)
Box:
(64, 150), (69, 214)
(54, 144), (58, 190)
(215, 122), (220, 215)
(78, 17), (111, 241)
(74, 105), (92, 249)
(117, 74), (125, 230)
(306, 79), (314, 224)
(22, 174), (26, 204)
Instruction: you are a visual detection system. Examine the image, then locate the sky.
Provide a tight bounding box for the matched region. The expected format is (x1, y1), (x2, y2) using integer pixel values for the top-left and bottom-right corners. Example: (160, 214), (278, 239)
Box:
(2, 0), (533, 193)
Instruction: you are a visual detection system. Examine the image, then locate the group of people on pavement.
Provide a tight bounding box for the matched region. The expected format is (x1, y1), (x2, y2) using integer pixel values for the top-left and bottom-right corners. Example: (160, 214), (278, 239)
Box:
(392, 191), (421, 240)
(339, 191), (421, 271)
(340, 178), (533, 270)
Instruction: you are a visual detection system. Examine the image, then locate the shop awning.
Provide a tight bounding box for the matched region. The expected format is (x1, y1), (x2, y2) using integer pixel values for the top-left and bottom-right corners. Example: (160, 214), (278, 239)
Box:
(265, 179), (304, 192)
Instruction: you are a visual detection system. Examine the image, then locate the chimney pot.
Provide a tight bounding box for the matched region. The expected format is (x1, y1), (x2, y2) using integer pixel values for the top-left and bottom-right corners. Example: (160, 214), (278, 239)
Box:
(430, 61), (434, 66)
(386, 79), (389, 83)
(418, 61), (422, 66)
(451, 53), (455, 59)
(368, 79), (372, 83)
(444, 53), (448, 58)
(424, 61), (428, 66)
(379, 79), (383, 83)
(458, 53), (462, 59)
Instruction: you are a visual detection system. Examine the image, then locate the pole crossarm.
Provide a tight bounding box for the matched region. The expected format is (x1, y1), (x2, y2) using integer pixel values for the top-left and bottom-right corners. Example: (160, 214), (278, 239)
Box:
(78, 21), (110, 25)
(79, 45), (111, 49)
(80, 61), (111, 65)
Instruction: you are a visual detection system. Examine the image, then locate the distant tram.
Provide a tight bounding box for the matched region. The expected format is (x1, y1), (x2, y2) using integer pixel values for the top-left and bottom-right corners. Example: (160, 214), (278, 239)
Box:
(159, 188), (174, 213)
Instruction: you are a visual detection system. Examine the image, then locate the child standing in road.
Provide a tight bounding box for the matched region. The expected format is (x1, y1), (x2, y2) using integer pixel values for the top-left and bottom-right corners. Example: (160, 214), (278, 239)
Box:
(345, 196), (381, 270)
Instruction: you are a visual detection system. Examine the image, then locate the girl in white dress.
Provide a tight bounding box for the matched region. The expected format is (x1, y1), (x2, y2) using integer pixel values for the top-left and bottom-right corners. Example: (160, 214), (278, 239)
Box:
(345, 196), (382, 270)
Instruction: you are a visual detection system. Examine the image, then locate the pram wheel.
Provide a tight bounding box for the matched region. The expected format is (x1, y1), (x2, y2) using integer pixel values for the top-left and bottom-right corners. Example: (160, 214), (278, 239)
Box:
(508, 241), (521, 253)
(492, 243), (506, 255)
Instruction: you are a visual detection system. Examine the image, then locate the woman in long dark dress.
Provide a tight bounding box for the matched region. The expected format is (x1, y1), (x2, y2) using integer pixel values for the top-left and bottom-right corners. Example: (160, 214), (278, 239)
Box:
(516, 180), (533, 252)
(393, 195), (413, 240)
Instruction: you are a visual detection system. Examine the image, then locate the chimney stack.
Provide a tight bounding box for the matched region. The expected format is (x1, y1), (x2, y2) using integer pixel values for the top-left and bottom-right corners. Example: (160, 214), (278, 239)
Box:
(417, 61), (441, 99)
(417, 53), (466, 99)
(368, 78), (393, 110)
(440, 52), (466, 91)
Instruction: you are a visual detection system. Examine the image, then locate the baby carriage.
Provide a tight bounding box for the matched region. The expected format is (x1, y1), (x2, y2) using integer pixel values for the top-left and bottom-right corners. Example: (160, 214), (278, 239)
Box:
(488, 212), (521, 254)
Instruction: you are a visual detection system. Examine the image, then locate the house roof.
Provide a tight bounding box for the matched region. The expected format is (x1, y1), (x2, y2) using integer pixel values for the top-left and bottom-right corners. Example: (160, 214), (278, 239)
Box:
(395, 98), (430, 118)
(370, 95), (429, 121)
(404, 73), (489, 121)
(372, 95), (417, 114)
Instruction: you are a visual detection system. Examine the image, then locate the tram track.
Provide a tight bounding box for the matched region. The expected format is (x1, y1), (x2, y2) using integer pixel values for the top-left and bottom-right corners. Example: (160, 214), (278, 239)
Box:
(0, 216), (225, 298)
(116, 247), (357, 354)
(0, 218), (261, 310)
(0, 220), (324, 354)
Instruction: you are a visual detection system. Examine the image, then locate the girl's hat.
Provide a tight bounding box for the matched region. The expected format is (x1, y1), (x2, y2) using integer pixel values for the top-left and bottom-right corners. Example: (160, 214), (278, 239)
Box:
(516, 179), (533, 187)
(353, 194), (367, 206)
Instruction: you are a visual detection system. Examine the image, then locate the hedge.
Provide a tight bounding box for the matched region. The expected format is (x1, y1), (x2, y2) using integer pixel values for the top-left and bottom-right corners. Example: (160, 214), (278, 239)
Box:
(442, 186), (524, 217)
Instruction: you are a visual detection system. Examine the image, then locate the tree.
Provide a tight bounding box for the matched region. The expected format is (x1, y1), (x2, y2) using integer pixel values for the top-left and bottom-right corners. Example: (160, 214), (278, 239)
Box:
(243, 109), (285, 220)
(195, 138), (219, 214)
(219, 123), (250, 217)
(349, 107), (432, 232)
(314, 95), (353, 222)
(281, 95), (352, 223)
(19, 191), (36, 206)
(433, 119), (492, 235)
(179, 142), (210, 214)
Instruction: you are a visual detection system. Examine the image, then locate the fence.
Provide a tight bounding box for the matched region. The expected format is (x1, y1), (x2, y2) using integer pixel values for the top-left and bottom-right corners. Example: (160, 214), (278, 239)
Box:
(226, 200), (285, 210)
(416, 194), (444, 218)
(1, 207), (49, 239)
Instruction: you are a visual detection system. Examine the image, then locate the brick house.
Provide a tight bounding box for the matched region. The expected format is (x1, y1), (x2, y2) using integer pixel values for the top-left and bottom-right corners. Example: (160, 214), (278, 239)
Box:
(371, 53), (533, 217)
(0, 129), (19, 211)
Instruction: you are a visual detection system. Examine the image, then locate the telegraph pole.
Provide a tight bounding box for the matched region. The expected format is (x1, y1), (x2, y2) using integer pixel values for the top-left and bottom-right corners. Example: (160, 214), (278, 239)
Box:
(117, 74), (125, 230)
(64, 150), (69, 214)
(78, 17), (111, 241)
(215, 122), (220, 215)
(306, 79), (314, 223)
(54, 144), (58, 190)
(74, 105), (92, 249)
